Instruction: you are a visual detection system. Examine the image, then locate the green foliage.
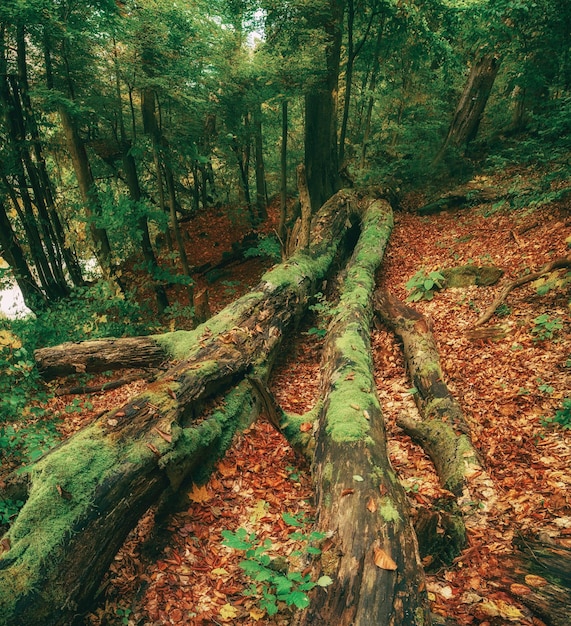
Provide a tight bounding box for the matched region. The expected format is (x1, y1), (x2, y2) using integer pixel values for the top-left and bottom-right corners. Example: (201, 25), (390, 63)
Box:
(305, 292), (337, 339)
(244, 235), (281, 262)
(0, 499), (24, 527)
(496, 303), (512, 317)
(405, 269), (446, 302)
(115, 606), (132, 625)
(542, 398), (571, 430)
(531, 314), (563, 341)
(221, 514), (331, 617)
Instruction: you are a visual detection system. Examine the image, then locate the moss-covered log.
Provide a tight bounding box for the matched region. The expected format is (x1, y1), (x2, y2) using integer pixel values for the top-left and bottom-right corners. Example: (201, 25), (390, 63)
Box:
(293, 201), (431, 626)
(0, 189), (364, 626)
(374, 290), (496, 563)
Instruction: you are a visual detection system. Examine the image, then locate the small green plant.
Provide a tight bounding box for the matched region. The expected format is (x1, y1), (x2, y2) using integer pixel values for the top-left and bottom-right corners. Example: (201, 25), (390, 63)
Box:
(531, 314), (563, 341)
(537, 379), (554, 395)
(405, 269), (446, 302)
(115, 606), (132, 625)
(0, 498), (24, 527)
(221, 514), (332, 616)
(542, 398), (571, 429)
(496, 303), (511, 317)
(285, 465), (301, 482)
(306, 292), (337, 340)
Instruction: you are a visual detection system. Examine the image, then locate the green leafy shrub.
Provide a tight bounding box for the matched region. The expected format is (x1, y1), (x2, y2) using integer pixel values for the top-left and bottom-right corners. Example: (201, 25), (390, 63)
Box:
(221, 514), (332, 616)
(0, 498), (24, 527)
(405, 270), (446, 302)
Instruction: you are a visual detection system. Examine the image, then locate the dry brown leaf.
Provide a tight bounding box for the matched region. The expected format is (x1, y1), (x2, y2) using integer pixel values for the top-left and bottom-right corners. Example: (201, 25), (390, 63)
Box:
(341, 488), (355, 497)
(299, 422), (313, 432)
(366, 496), (377, 512)
(0, 537), (10, 554)
(373, 547), (397, 570)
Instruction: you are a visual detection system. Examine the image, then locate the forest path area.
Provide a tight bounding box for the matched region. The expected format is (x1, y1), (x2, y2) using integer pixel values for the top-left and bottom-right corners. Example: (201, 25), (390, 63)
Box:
(51, 183), (571, 625)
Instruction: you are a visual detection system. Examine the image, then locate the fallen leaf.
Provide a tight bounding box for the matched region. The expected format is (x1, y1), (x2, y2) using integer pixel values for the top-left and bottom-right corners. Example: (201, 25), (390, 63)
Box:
(363, 409), (370, 420)
(188, 483), (211, 503)
(219, 603), (238, 619)
(373, 546), (397, 570)
(524, 574), (548, 587)
(56, 484), (72, 500)
(353, 474), (364, 482)
(211, 567), (229, 576)
(153, 427), (172, 443)
(249, 607), (265, 620)
(350, 403), (360, 410)
(341, 488), (355, 497)
(0, 538), (10, 554)
(300, 422), (313, 432)
(367, 496), (377, 512)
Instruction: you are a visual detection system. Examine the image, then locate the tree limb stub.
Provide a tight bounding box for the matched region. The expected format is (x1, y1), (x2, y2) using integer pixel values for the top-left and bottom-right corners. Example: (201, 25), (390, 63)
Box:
(473, 253), (571, 327)
(294, 200), (431, 626)
(0, 189), (363, 626)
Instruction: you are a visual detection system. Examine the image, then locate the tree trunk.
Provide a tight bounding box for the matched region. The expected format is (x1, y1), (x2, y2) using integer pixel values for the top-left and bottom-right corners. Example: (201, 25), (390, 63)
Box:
(304, 0), (344, 210)
(293, 201), (431, 626)
(0, 190), (362, 626)
(434, 54), (501, 163)
(278, 100), (288, 250)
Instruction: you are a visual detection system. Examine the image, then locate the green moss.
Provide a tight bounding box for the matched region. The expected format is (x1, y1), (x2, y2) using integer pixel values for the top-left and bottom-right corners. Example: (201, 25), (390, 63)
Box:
(378, 497), (401, 522)
(369, 466), (385, 487)
(0, 426), (119, 612)
(322, 462), (334, 485)
(415, 606), (426, 625)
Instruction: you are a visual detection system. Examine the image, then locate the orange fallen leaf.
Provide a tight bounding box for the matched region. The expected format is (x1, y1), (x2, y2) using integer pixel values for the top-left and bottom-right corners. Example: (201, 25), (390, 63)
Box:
(341, 488), (355, 497)
(524, 574), (548, 587)
(153, 427), (172, 443)
(300, 422), (313, 432)
(366, 496), (377, 512)
(189, 483), (211, 503)
(0, 538), (10, 554)
(374, 546), (397, 570)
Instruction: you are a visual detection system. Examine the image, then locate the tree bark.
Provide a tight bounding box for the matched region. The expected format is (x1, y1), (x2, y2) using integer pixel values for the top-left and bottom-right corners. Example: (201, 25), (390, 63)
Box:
(0, 190), (363, 626)
(253, 102), (268, 221)
(293, 201), (431, 626)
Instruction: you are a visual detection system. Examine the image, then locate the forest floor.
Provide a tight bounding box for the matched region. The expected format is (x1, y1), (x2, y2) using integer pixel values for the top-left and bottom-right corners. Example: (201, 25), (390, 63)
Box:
(10, 173), (571, 625)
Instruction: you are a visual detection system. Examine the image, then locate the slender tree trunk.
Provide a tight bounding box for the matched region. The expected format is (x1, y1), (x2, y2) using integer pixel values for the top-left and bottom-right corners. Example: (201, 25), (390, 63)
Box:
(360, 24), (384, 170)
(278, 100), (288, 249)
(0, 198), (46, 312)
(338, 0), (354, 166)
(253, 102), (268, 221)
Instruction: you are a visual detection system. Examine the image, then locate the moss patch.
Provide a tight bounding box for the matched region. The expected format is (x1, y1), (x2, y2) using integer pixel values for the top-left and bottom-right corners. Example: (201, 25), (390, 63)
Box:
(378, 497), (401, 522)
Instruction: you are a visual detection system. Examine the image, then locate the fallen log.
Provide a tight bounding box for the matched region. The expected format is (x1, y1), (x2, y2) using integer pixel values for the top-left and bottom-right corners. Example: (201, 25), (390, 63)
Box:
(473, 253), (571, 327)
(0, 189), (364, 626)
(293, 201), (431, 625)
(35, 336), (169, 380)
(375, 291), (497, 564)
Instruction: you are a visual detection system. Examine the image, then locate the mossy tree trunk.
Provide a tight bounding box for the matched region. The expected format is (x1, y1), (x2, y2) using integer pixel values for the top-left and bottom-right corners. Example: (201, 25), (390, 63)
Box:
(0, 190), (366, 626)
(293, 201), (431, 626)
